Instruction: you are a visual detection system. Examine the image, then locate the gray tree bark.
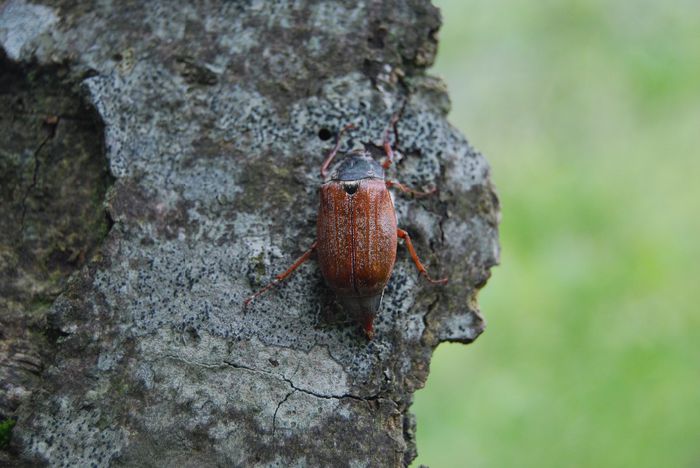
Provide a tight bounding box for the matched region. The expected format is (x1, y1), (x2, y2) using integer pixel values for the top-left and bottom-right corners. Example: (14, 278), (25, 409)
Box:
(0, 0), (500, 466)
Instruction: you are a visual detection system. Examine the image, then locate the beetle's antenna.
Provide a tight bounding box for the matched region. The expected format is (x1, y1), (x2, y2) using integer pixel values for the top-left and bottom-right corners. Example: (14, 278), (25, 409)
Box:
(320, 123), (355, 179)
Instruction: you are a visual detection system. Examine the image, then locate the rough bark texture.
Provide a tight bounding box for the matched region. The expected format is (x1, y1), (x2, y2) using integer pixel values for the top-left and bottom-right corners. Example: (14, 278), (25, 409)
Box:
(0, 0), (500, 466)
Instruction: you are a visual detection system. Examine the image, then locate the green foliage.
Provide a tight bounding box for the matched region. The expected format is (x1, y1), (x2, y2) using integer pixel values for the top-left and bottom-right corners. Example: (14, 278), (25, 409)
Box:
(0, 418), (16, 449)
(413, 0), (700, 467)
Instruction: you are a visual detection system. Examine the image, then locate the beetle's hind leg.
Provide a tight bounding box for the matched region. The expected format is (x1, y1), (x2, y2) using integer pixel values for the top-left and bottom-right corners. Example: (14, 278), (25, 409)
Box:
(243, 242), (318, 308)
(397, 229), (448, 285)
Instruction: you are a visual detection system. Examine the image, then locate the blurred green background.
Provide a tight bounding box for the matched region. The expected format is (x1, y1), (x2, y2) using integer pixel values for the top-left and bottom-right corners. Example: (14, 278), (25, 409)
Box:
(412, 0), (700, 466)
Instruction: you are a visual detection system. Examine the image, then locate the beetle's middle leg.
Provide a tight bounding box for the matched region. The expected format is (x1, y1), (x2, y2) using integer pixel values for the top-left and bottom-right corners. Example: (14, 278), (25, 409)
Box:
(243, 241), (318, 307)
(385, 180), (437, 197)
(397, 229), (448, 285)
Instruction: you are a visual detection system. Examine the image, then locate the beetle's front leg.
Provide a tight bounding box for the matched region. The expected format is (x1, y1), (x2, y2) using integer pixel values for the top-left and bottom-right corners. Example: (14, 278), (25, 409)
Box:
(320, 124), (355, 179)
(381, 112), (400, 170)
(243, 242), (318, 308)
(386, 180), (437, 197)
(397, 229), (448, 285)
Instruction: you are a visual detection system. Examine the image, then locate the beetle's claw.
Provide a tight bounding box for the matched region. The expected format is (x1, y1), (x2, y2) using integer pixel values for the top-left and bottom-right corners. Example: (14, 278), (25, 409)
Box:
(423, 273), (449, 285)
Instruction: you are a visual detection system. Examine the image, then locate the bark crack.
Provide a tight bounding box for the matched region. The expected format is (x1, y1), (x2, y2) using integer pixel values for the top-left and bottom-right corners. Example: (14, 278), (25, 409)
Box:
(223, 358), (381, 402)
(272, 389), (295, 436)
(19, 133), (51, 233)
(18, 116), (60, 234)
(164, 354), (382, 402)
(420, 294), (442, 342)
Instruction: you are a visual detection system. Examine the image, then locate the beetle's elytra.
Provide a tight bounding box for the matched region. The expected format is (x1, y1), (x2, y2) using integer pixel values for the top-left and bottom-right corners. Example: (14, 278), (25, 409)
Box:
(244, 118), (447, 339)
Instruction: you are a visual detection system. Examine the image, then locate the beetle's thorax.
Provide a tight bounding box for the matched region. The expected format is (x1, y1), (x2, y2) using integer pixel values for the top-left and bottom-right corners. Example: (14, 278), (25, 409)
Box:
(325, 150), (385, 183)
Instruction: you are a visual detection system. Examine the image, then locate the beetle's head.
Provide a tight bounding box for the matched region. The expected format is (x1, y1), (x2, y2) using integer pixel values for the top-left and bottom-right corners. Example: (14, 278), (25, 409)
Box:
(327, 149), (385, 182)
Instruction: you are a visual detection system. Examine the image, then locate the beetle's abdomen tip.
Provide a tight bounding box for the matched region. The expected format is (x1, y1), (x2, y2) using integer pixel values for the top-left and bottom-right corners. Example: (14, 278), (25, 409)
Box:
(361, 313), (375, 340)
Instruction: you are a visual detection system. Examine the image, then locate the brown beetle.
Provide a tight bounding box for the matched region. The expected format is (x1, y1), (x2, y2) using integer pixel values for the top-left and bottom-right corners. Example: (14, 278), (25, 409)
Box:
(244, 119), (447, 338)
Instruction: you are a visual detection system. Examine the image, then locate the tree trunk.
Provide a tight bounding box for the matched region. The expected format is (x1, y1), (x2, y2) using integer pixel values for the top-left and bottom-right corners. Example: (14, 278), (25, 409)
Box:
(0, 0), (499, 466)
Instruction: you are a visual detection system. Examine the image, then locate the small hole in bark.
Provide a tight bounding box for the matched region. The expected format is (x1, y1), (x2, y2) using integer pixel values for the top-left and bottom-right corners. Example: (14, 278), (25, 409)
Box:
(318, 128), (332, 141)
